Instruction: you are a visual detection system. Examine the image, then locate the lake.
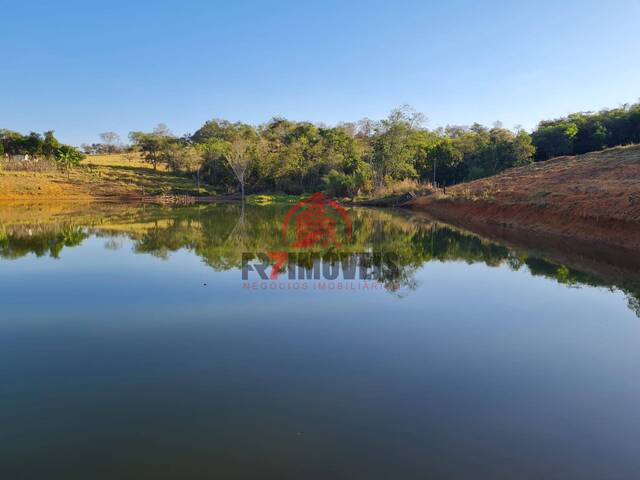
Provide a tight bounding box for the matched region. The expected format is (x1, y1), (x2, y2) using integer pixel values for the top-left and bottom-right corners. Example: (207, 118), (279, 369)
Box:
(1, 203), (639, 479)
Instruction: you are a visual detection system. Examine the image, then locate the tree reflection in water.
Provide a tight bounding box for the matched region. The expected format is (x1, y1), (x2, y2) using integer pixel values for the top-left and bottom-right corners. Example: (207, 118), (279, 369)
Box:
(1, 203), (639, 315)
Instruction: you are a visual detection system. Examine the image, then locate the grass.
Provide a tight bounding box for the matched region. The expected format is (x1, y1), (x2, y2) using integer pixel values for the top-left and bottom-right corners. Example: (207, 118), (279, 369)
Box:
(373, 179), (432, 198)
(85, 152), (153, 169)
(246, 193), (307, 205)
(411, 143), (640, 225)
(352, 179), (434, 204)
(0, 152), (437, 205)
(447, 184), (500, 202)
(0, 153), (209, 201)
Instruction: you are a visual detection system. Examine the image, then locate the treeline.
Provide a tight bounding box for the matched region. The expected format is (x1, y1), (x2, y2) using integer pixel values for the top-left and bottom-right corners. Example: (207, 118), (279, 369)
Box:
(128, 107), (536, 196)
(0, 129), (84, 171)
(3, 102), (638, 193)
(127, 102), (640, 195)
(532, 103), (640, 160)
(81, 131), (127, 154)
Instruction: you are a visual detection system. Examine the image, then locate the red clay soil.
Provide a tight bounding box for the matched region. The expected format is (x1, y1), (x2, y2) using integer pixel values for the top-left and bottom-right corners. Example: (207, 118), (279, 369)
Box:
(407, 144), (640, 250)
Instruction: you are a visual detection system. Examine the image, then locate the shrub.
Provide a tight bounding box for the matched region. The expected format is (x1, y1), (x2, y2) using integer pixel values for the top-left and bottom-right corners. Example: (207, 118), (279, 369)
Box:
(322, 169), (354, 197)
(55, 145), (85, 172)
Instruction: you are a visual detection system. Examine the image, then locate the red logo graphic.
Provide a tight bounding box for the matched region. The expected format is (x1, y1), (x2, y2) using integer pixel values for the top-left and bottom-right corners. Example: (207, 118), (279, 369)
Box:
(269, 192), (352, 279)
(282, 192), (352, 248)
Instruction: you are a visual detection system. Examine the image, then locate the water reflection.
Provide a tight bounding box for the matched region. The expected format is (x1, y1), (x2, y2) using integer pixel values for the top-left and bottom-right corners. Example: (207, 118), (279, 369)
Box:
(1, 203), (639, 315)
(2, 203), (640, 479)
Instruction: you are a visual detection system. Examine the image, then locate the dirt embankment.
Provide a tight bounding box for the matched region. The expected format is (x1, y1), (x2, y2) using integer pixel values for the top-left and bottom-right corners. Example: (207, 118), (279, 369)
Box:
(406, 145), (640, 250)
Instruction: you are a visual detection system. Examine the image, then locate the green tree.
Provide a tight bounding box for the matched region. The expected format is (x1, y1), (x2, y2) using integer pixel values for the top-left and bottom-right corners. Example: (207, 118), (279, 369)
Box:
(199, 139), (235, 192)
(371, 106), (423, 187)
(129, 127), (173, 170)
(22, 132), (44, 157)
(531, 122), (578, 160)
(55, 145), (85, 174)
(0, 129), (25, 155)
(42, 131), (61, 159)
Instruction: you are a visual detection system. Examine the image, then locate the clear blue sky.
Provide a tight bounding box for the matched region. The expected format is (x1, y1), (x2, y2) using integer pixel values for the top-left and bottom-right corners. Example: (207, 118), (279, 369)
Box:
(2, 0), (639, 145)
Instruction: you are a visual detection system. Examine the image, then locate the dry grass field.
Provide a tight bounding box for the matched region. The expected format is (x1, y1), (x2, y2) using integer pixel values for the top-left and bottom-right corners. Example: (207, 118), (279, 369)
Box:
(0, 153), (205, 201)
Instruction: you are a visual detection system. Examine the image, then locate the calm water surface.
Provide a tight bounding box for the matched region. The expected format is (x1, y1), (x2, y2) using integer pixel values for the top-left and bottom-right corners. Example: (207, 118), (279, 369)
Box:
(1, 204), (639, 479)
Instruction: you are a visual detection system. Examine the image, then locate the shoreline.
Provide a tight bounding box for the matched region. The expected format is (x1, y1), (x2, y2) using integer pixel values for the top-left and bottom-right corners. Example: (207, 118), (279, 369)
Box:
(404, 145), (640, 251)
(3, 144), (639, 251)
(405, 197), (640, 252)
(2, 191), (639, 252)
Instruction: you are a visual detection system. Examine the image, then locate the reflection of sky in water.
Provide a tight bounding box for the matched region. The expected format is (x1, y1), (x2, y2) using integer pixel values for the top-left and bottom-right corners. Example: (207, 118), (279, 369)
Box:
(1, 208), (639, 479)
(1, 234), (635, 325)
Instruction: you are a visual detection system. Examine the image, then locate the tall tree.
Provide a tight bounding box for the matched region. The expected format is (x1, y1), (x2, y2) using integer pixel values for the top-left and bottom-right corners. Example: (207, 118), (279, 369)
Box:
(371, 107), (424, 187)
(227, 136), (254, 199)
(42, 131), (61, 159)
(99, 131), (121, 153)
(129, 126), (174, 170)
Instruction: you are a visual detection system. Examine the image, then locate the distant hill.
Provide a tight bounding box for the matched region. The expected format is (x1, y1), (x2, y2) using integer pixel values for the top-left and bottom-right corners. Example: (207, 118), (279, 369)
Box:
(407, 144), (640, 249)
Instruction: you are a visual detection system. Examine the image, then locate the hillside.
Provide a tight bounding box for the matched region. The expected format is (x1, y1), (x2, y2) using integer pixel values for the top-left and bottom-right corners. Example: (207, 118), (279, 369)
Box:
(407, 144), (640, 250)
(0, 153), (206, 202)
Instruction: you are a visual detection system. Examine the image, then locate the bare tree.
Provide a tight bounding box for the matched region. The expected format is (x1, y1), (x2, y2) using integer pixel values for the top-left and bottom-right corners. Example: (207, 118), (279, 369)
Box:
(227, 137), (253, 199)
(153, 123), (172, 136)
(99, 131), (121, 153)
(357, 117), (375, 138)
(388, 104), (427, 129)
(337, 122), (357, 136)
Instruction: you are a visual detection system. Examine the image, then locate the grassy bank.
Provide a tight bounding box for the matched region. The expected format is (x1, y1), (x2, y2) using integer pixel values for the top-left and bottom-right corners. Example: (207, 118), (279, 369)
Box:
(0, 152), (378, 205)
(0, 154), (331, 205)
(0, 153), (208, 202)
(407, 144), (640, 249)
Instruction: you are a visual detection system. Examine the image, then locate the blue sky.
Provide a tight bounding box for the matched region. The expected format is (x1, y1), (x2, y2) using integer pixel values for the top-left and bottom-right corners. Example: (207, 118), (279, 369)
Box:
(2, 0), (639, 145)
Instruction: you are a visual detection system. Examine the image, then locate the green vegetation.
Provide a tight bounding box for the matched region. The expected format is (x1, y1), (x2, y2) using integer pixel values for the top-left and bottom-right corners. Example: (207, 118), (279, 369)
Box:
(120, 101), (640, 194)
(124, 106), (535, 196)
(2, 102), (638, 199)
(246, 194), (306, 205)
(0, 129), (85, 172)
(532, 103), (640, 160)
